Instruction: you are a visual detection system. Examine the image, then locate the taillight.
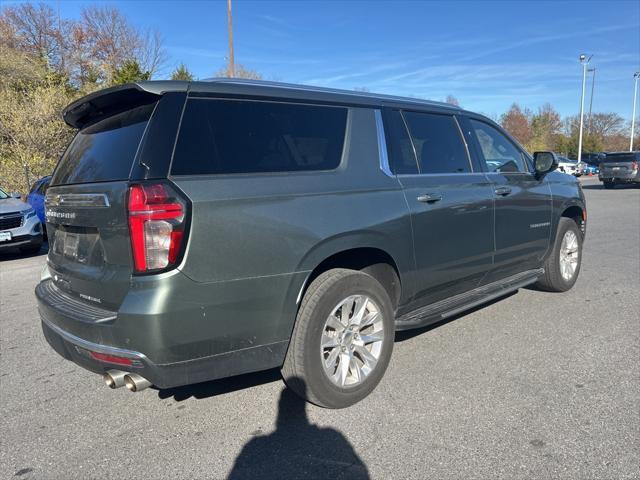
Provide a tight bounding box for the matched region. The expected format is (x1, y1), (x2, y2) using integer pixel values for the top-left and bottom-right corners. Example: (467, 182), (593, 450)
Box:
(128, 183), (188, 273)
(632, 161), (638, 171)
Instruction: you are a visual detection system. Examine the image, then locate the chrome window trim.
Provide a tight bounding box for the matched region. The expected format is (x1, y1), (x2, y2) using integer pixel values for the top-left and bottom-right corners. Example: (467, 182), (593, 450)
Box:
(453, 115), (474, 173)
(374, 110), (393, 177)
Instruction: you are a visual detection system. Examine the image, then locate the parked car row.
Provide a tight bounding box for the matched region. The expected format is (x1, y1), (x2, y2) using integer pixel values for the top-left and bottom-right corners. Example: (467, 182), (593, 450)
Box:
(0, 186), (44, 254)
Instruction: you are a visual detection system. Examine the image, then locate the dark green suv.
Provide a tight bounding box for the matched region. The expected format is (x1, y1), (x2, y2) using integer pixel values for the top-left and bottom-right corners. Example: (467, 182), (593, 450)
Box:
(36, 80), (586, 408)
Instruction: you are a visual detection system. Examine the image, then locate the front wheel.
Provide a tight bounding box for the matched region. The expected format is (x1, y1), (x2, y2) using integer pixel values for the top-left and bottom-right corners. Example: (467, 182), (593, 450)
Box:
(282, 269), (395, 408)
(535, 218), (582, 292)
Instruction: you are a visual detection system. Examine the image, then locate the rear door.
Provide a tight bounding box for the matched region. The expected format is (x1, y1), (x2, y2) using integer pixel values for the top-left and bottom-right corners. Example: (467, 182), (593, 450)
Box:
(466, 117), (552, 282)
(45, 94), (163, 311)
(384, 109), (495, 308)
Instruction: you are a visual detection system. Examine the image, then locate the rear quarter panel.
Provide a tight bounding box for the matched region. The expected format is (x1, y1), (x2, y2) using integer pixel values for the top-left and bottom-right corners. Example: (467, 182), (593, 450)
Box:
(170, 107), (415, 347)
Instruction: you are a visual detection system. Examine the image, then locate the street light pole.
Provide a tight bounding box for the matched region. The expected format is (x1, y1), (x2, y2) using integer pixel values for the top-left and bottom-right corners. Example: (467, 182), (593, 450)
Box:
(227, 0), (235, 77)
(631, 72), (640, 151)
(577, 54), (592, 163)
(587, 68), (595, 134)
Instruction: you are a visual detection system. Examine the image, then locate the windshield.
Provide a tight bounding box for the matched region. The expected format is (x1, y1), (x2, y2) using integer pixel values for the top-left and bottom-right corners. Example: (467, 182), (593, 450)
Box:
(0, 187), (9, 199)
(601, 153), (638, 163)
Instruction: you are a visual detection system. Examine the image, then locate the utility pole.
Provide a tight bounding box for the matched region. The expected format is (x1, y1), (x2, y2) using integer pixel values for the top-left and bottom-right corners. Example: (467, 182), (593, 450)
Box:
(631, 72), (639, 151)
(587, 68), (595, 134)
(227, 0), (235, 77)
(577, 54), (592, 163)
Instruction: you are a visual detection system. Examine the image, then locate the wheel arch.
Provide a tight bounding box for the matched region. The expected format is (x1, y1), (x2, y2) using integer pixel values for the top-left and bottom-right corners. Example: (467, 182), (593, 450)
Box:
(295, 234), (409, 313)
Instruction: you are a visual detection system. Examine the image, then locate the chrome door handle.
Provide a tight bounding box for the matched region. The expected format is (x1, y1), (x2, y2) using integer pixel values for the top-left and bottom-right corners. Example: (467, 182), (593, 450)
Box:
(417, 193), (443, 203)
(494, 186), (512, 196)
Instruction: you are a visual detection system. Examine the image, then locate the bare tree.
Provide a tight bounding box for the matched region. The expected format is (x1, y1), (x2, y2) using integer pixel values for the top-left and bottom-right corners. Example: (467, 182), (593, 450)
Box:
(78, 5), (164, 83)
(445, 95), (460, 106)
(214, 63), (262, 80)
(0, 3), (71, 73)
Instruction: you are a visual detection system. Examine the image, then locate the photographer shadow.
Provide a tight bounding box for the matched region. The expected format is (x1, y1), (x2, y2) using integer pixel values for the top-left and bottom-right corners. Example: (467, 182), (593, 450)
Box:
(228, 378), (370, 480)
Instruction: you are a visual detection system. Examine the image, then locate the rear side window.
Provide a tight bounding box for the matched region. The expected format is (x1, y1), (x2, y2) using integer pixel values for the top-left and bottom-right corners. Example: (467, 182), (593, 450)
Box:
(52, 103), (155, 186)
(402, 112), (471, 174)
(384, 110), (418, 174)
(171, 99), (347, 175)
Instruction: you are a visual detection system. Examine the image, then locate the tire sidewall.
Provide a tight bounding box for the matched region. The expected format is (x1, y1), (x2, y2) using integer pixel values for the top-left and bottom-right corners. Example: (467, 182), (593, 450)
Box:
(552, 219), (582, 290)
(301, 272), (394, 408)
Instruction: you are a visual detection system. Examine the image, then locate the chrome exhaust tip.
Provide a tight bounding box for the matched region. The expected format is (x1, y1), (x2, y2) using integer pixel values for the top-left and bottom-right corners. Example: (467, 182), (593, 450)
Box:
(104, 370), (128, 389)
(123, 373), (152, 392)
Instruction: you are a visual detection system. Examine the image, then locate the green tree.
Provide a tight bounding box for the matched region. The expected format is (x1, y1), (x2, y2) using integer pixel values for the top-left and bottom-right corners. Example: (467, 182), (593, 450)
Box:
(170, 63), (194, 81)
(529, 103), (561, 152)
(111, 59), (150, 85)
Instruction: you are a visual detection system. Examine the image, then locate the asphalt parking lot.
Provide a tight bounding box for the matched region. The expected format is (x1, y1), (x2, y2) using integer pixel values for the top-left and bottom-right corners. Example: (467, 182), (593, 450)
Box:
(0, 176), (638, 480)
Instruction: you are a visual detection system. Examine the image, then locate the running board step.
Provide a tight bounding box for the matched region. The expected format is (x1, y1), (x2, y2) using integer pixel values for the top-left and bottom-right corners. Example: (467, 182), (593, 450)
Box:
(395, 268), (544, 331)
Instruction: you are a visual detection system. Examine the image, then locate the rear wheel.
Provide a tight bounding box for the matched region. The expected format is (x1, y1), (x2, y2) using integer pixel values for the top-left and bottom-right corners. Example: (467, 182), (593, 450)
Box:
(535, 218), (582, 292)
(282, 269), (394, 408)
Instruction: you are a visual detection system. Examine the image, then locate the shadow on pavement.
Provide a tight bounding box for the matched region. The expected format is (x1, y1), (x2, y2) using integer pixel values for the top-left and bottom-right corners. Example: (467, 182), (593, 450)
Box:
(394, 290), (517, 342)
(228, 379), (370, 480)
(157, 368), (282, 401)
(581, 183), (639, 190)
(0, 241), (48, 261)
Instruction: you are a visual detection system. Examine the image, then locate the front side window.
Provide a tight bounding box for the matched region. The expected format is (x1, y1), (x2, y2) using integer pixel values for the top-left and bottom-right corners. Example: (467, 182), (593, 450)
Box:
(402, 112), (471, 174)
(171, 99), (348, 175)
(470, 119), (527, 173)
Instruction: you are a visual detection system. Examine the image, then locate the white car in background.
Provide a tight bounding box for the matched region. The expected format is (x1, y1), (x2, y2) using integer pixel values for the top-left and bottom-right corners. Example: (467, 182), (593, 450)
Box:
(0, 187), (43, 254)
(556, 156), (582, 176)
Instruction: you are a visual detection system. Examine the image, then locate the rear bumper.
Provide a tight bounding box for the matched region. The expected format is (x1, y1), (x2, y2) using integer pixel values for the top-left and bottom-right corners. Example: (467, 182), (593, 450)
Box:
(40, 315), (287, 389)
(35, 274), (294, 389)
(0, 232), (43, 250)
(599, 173), (640, 182)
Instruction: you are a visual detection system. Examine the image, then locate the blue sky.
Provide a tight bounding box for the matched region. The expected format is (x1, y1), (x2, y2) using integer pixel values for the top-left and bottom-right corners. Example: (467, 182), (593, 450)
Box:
(37, 0), (640, 119)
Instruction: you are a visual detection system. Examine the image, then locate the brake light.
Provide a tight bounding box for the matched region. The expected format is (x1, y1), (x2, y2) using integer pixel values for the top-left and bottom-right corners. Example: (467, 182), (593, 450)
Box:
(128, 183), (188, 273)
(632, 161), (638, 172)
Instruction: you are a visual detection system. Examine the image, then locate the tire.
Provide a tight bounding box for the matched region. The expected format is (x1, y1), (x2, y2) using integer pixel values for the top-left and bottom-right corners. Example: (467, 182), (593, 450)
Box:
(282, 268), (395, 408)
(535, 218), (582, 292)
(603, 181), (615, 189)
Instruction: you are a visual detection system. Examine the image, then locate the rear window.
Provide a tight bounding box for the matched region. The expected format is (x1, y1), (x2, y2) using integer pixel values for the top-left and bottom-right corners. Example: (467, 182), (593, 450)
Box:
(51, 103), (155, 186)
(171, 99), (347, 175)
(601, 153), (639, 163)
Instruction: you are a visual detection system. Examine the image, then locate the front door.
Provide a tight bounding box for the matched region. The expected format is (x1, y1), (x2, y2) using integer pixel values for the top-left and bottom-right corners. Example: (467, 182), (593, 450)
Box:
(467, 118), (552, 282)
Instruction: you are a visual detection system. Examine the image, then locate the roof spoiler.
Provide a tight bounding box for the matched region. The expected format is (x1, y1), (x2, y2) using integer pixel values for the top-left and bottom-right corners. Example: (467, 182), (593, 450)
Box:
(62, 81), (189, 129)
